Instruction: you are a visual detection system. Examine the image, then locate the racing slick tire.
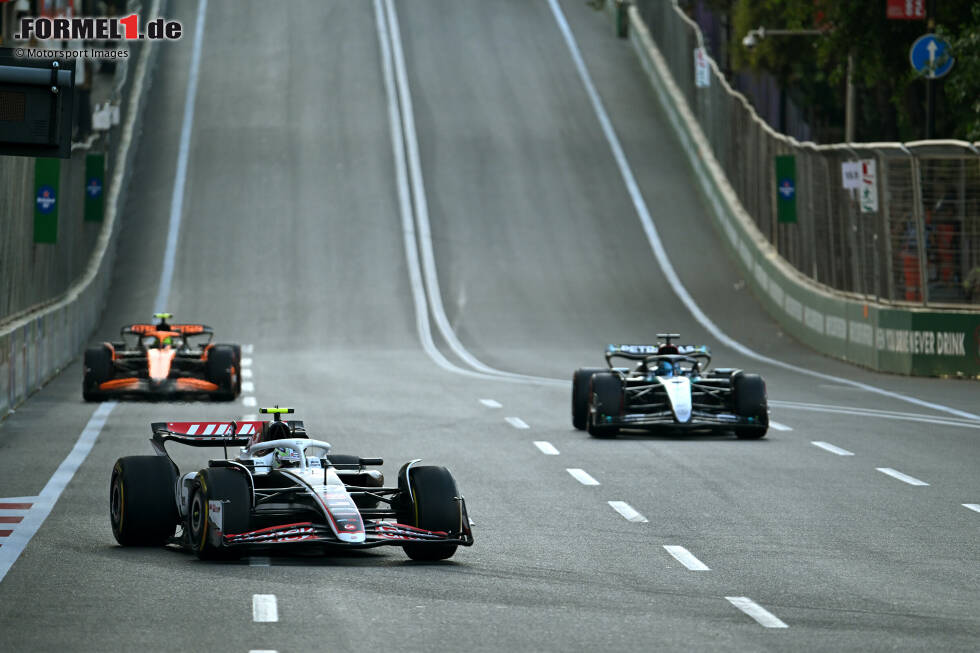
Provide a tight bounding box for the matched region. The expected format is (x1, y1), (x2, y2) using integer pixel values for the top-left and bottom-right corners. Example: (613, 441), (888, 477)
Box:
(326, 454), (384, 509)
(587, 372), (622, 438)
(397, 465), (461, 561)
(231, 344), (242, 395)
(572, 367), (605, 430)
(732, 373), (769, 439)
(110, 456), (179, 547)
(188, 468), (251, 560)
(206, 345), (238, 401)
(83, 345), (114, 402)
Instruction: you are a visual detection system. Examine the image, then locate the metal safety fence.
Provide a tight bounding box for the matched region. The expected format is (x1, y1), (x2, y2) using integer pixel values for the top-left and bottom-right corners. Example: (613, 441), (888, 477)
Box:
(634, 0), (980, 307)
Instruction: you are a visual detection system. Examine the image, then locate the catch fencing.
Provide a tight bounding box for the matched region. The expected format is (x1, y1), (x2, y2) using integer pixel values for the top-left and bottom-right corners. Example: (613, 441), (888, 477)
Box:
(634, 0), (980, 308)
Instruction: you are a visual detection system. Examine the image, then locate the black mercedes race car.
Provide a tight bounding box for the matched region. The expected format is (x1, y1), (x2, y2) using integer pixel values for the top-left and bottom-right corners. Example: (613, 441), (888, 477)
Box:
(109, 407), (473, 561)
(572, 334), (769, 439)
(83, 313), (241, 401)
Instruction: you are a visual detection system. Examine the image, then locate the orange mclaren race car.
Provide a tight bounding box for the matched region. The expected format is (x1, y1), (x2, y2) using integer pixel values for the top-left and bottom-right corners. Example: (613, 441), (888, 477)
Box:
(82, 313), (242, 402)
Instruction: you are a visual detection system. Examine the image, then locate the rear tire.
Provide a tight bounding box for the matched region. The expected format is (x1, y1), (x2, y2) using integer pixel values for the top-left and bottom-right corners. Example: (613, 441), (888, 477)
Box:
(397, 465), (461, 561)
(83, 345), (113, 402)
(109, 456), (178, 546)
(188, 468), (251, 560)
(587, 372), (622, 438)
(206, 346), (237, 401)
(572, 367), (604, 430)
(733, 373), (768, 439)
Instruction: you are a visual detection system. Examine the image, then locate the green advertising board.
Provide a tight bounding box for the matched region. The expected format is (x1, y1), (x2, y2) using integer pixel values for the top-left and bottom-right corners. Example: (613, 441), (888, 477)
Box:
(774, 155), (797, 224)
(33, 158), (60, 243)
(84, 153), (105, 222)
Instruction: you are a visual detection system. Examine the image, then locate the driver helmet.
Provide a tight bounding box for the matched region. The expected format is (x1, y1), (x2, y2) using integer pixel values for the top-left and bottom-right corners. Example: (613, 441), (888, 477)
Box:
(162, 336), (173, 347)
(267, 420), (292, 441)
(654, 360), (674, 377)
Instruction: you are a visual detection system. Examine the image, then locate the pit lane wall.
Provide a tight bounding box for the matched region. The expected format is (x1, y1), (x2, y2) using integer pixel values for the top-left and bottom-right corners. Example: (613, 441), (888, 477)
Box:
(625, 5), (980, 377)
(0, 0), (162, 417)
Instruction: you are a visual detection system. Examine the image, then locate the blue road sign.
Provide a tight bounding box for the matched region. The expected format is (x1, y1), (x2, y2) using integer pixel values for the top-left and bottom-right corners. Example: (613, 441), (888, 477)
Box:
(909, 33), (954, 79)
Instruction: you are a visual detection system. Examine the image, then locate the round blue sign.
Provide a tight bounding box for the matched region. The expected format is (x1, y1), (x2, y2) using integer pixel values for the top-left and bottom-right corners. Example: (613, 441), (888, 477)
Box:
(778, 178), (795, 200)
(36, 185), (57, 214)
(86, 177), (103, 198)
(909, 33), (954, 79)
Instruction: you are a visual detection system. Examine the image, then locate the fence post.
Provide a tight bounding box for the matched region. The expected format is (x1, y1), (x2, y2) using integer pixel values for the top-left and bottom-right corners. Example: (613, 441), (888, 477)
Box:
(879, 153), (895, 301)
(910, 154), (929, 305)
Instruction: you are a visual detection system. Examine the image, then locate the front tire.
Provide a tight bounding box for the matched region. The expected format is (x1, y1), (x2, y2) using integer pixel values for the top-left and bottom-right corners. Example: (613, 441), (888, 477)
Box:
(733, 373), (768, 439)
(572, 367), (604, 430)
(83, 345), (113, 402)
(397, 465), (462, 561)
(188, 468), (251, 560)
(587, 372), (622, 438)
(109, 456), (178, 546)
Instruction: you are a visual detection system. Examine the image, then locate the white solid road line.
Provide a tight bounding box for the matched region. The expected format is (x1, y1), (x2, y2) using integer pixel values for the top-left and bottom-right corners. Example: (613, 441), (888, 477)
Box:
(811, 441), (855, 456)
(0, 402), (117, 583)
(242, 397), (257, 407)
(479, 399), (502, 408)
(876, 467), (929, 486)
(771, 400), (980, 431)
(963, 504), (980, 514)
(546, 0), (980, 424)
(726, 596), (789, 628)
(608, 501), (648, 523)
(252, 594), (278, 623)
(534, 441), (560, 455)
(663, 545), (710, 571)
(153, 0), (208, 313)
(506, 417), (530, 429)
(567, 468), (600, 486)
(769, 421), (792, 431)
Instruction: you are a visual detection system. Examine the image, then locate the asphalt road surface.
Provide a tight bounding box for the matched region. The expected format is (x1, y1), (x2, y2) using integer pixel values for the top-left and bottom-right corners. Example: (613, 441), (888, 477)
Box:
(1, 1), (978, 651)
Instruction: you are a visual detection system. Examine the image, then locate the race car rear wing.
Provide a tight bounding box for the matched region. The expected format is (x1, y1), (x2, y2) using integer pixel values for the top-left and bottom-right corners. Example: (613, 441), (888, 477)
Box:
(149, 420), (306, 456)
(605, 344), (712, 364)
(122, 324), (214, 339)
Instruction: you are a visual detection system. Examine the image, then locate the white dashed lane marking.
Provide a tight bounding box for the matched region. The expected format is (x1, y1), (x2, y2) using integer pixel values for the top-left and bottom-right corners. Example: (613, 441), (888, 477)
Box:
(242, 397), (257, 407)
(533, 441), (560, 455)
(769, 421), (792, 431)
(726, 596), (788, 628)
(608, 501), (647, 523)
(876, 467), (929, 486)
(241, 358), (253, 368)
(240, 415), (258, 422)
(479, 399), (502, 408)
(252, 594), (278, 622)
(242, 344), (254, 354)
(241, 382), (255, 393)
(242, 368), (254, 379)
(962, 504), (980, 514)
(505, 417), (529, 429)
(663, 545), (710, 571)
(249, 556), (271, 567)
(566, 468), (600, 486)
(811, 441), (855, 456)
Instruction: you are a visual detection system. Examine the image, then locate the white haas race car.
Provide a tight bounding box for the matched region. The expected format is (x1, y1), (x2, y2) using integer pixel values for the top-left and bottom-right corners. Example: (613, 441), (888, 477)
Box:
(572, 334), (769, 439)
(109, 407), (473, 561)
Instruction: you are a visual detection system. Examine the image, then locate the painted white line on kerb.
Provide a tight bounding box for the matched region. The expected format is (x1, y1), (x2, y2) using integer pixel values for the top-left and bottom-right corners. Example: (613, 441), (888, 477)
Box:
(726, 596), (788, 628)
(663, 545), (710, 571)
(963, 504), (980, 514)
(506, 417), (529, 429)
(0, 402), (117, 583)
(567, 468), (600, 486)
(546, 0), (980, 424)
(152, 0), (208, 313)
(252, 594), (278, 622)
(241, 382), (255, 393)
(242, 396), (257, 407)
(876, 468), (929, 486)
(769, 421), (792, 431)
(242, 368), (253, 379)
(240, 358), (253, 368)
(608, 501), (648, 523)
(479, 399), (502, 408)
(811, 441), (854, 456)
(534, 441), (560, 455)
